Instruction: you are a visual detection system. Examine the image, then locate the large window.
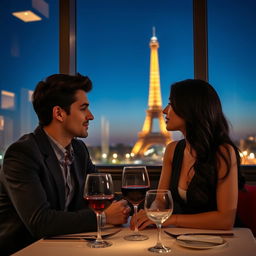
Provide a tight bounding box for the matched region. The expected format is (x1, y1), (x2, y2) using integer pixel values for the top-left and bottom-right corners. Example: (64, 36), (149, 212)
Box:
(0, 0), (58, 163)
(208, 0), (256, 164)
(1, 0), (254, 166)
(77, 0), (193, 164)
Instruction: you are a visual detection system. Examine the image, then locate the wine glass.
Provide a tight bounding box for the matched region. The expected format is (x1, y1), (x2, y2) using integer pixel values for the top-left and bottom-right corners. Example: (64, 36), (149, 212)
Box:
(145, 189), (173, 253)
(121, 166), (150, 241)
(84, 173), (114, 248)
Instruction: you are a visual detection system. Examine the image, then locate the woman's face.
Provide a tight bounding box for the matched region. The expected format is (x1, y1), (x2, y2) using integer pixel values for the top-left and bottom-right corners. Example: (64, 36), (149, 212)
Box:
(162, 103), (186, 135)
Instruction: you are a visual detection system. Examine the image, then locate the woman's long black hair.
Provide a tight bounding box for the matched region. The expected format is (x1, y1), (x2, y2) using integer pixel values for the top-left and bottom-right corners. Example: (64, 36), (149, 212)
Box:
(170, 79), (244, 190)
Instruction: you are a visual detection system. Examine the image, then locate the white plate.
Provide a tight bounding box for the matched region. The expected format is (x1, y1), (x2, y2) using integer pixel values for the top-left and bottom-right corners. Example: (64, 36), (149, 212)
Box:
(176, 237), (228, 250)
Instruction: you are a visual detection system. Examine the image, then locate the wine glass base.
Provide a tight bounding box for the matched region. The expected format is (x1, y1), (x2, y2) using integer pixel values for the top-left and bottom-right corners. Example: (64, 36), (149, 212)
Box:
(148, 245), (171, 253)
(124, 233), (149, 241)
(87, 240), (112, 248)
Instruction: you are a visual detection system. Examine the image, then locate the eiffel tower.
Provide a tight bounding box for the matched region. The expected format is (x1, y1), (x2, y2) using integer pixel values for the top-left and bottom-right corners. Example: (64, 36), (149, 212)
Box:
(132, 28), (172, 157)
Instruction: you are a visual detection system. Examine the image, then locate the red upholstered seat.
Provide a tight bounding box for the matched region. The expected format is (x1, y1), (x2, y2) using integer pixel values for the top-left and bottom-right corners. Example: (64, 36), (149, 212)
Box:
(237, 184), (256, 236)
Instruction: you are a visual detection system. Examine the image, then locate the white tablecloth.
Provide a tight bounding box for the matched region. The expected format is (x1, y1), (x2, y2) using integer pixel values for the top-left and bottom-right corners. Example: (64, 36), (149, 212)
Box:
(13, 227), (256, 256)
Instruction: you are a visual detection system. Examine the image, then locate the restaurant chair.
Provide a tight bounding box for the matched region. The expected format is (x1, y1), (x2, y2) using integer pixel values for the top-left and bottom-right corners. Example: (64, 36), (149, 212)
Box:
(237, 184), (256, 236)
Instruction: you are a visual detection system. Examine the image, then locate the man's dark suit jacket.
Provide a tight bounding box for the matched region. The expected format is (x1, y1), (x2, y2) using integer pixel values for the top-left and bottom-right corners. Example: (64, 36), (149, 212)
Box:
(0, 126), (97, 255)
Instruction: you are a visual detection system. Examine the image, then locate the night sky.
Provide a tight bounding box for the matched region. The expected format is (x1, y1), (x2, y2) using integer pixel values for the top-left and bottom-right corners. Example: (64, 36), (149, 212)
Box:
(1, 0), (256, 146)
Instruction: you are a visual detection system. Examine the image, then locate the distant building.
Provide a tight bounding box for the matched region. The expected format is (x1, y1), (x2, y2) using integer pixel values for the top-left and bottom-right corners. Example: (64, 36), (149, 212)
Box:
(0, 90), (16, 153)
(0, 88), (37, 157)
(20, 88), (37, 136)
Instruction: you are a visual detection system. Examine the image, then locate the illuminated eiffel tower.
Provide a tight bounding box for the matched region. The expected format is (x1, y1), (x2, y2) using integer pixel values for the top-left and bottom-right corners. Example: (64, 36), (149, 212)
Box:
(132, 28), (172, 157)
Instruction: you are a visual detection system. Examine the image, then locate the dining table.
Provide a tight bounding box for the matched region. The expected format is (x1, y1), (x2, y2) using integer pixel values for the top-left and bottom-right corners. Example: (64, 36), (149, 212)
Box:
(12, 226), (256, 256)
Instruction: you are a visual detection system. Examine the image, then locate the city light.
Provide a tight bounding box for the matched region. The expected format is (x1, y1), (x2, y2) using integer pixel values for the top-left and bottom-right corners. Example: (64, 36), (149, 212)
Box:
(1, 90), (15, 109)
(102, 153), (107, 159)
(113, 153), (118, 159)
(240, 147), (256, 165)
(0, 116), (4, 131)
(144, 148), (154, 156)
(242, 150), (248, 156)
(249, 153), (255, 159)
(125, 153), (130, 159)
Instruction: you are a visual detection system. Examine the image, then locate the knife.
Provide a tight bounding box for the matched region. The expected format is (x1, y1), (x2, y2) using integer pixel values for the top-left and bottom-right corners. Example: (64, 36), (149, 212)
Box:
(164, 230), (234, 238)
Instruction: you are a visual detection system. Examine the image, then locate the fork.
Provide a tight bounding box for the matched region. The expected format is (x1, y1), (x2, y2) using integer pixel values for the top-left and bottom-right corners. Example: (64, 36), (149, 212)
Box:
(45, 228), (122, 241)
(164, 230), (234, 238)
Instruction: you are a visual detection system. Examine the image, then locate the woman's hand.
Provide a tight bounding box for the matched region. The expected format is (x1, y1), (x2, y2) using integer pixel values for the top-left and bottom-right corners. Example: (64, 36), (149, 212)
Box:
(130, 209), (155, 230)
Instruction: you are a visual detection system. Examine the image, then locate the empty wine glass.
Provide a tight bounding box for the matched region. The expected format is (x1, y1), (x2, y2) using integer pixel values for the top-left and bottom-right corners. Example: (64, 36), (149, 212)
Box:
(145, 189), (173, 253)
(122, 166), (150, 241)
(84, 173), (114, 248)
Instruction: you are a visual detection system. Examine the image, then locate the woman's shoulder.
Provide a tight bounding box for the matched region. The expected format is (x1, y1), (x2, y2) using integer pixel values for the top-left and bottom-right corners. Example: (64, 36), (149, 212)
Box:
(166, 140), (181, 151)
(218, 143), (237, 159)
(217, 143), (238, 177)
(165, 140), (185, 158)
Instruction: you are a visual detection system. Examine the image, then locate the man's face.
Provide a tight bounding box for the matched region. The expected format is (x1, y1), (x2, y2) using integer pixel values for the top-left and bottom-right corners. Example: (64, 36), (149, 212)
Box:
(62, 89), (94, 138)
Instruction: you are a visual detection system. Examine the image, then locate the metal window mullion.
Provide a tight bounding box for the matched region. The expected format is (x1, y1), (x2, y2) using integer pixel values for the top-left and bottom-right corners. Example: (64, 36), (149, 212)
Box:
(193, 0), (208, 81)
(59, 0), (76, 75)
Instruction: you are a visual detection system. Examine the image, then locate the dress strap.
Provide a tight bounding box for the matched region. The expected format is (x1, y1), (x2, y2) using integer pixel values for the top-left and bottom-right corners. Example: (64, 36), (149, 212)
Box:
(170, 139), (186, 211)
(171, 139), (186, 187)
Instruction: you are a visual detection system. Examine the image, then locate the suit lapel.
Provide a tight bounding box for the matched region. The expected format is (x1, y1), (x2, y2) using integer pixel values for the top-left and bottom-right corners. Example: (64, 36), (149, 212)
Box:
(44, 153), (66, 210)
(33, 126), (66, 210)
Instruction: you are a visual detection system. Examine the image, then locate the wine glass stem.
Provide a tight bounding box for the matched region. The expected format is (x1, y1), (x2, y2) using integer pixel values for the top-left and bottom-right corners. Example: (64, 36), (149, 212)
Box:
(133, 204), (139, 233)
(96, 212), (103, 242)
(156, 223), (163, 247)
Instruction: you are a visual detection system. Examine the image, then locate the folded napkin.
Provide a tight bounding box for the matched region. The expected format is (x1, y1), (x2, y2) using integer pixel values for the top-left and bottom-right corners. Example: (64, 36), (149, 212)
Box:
(177, 235), (224, 245)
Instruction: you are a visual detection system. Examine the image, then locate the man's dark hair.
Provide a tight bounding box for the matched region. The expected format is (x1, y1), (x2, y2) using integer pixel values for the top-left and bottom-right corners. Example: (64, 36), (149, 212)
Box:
(32, 73), (92, 126)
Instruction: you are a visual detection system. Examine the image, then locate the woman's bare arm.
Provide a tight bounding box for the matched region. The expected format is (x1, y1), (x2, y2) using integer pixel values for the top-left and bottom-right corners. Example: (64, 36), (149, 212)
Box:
(162, 144), (238, 230)
(132, 144), (238, 230)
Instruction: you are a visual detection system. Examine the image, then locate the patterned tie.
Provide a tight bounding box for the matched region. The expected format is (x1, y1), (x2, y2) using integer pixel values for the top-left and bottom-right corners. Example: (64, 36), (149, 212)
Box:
(64, 149), (73, 208)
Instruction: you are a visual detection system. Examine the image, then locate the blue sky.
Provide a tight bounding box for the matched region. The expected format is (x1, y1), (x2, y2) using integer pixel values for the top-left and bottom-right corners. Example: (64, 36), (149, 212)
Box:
(77, 0), (193, 145)
(1, 0), (255, 146)
(77, 0), (256, 145)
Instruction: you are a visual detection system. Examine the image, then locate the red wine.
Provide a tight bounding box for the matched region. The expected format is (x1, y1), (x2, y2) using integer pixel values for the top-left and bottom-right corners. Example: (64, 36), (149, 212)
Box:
(84, 195), (114, 213)
(122, 186), (149, 205)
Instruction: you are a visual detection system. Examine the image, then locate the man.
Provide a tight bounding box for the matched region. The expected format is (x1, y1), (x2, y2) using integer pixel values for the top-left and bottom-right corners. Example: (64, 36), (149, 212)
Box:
(0, 74), (129, 255)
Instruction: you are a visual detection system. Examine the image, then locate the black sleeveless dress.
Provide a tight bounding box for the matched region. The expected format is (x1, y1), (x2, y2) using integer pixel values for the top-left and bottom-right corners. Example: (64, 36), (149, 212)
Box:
(170, 140), (217, 214)
(170, 139), (245, 227)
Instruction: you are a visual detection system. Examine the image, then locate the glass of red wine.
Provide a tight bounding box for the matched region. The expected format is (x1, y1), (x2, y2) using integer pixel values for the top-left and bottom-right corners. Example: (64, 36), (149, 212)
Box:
(122, 166), (150, 241)
(84, 173), (114, 248)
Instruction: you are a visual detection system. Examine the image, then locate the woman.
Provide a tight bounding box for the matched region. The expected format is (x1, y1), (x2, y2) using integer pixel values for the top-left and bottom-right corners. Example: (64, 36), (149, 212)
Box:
(132, 79), (244, 230)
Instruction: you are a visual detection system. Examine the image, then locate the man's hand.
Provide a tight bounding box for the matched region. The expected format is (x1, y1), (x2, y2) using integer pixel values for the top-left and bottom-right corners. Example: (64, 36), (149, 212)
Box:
(104, 200), (130, 225)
